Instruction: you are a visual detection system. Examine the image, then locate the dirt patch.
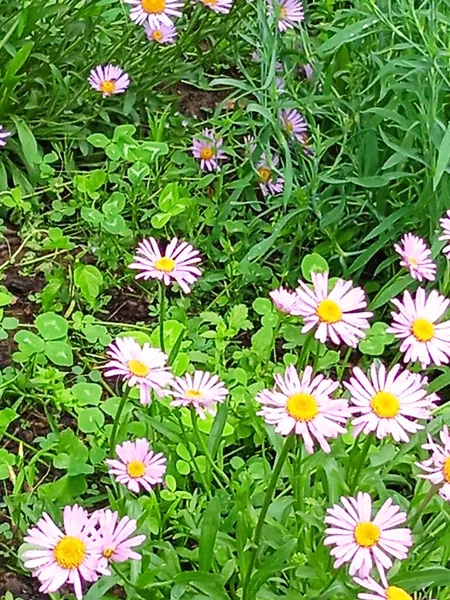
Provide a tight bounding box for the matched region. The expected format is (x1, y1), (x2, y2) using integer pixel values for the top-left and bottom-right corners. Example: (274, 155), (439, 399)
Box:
(105, 288), (152, 324)
(173, 82), (230, 118)
(0, 568), (48, 600)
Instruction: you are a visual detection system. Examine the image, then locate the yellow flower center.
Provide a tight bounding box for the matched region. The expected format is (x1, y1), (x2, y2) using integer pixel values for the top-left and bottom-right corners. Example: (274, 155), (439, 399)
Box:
(443, 456), (450, 483)
(203, 0), (218, 5)
(258, 166), (272, 183)
(280, 6), (287, 16)
(103, 547), (115, 559)
(354, 522), (380, 548)
(200, 147), (213, 160)
(370, 391), (400, 419)
(154, 256), (175, 272)
(100, 80), (116, 95)
(54, 536), (86, 569)
(127, 460), (146, 478)
(386, 586), (412, 600)
(286, 392), (319, 422)
(152, 30), (163, 41)
(407, 257), (418, 266)
(128, 359), (150, 377)
(316, 299), (342, 324)
(411, 317), (434, 342)
(185, 389), (203, 399)
(141, 0), (166, 13)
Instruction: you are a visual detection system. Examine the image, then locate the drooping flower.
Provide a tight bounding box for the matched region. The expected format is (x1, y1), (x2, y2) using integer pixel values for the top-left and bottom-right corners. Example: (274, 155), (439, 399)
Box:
(0, 126), (11, 147)
(387, 288), (450, 367)
(144, 22), (177, 43)
(23, 505), (106, 600)
(104, 337), (173, 404)
(125, 0), (183, 28)
(295, 271), (373, 347)
(88, 65), (130, 97)
(416, 425), (450, 502)
(439, 209), (450, 257)
(303, 63), (313, 79)
(280, 108), (308, 143)
(93, 509), (145, 568)
(257, 154), (284, 196)
(169, 371), (229, 418)
(344, 363), (435, 442)
(354, 576), (415, 600)
(267, 0), (305, 32)
(106, 438), (166, 493)
(198, 0), (233, 13)
(129, 237), (202, 293)
(256, 365), (350, 453)
(394, 233), (436, 282)
(269, 287), (302, 314)
(324, 492), (412, 579)
(192, 129), (226, 171)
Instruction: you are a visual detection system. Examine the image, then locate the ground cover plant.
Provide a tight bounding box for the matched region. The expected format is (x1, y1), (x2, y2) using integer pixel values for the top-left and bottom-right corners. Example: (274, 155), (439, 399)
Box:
(0, 0), (450, 599)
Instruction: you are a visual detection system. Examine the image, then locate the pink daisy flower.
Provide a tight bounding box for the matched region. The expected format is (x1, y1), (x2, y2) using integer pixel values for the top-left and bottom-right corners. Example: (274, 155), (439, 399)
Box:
(169, 370), (229, 418)
(439, 209), (450, 257)
(416, 425), (450, 502)
(23, 505), (106, 600)
(93, 509), (145, 568)
(387, 288), (450, 367)
(295, 271), (373, 348)
(394, 233), (436, 282)
(354, 576), (415, 600)
(256, 365), (350, 453)
(125, 0), (183, 28)
(198, 0), (233, 13)
(192, 129), (226, 171)
(257, 154), (284, 196)
(0, 125), (11, 147)
(280, 108), (308, 143)
(88, 64), (130, 97)
(269, 287), (302, 314)
(145, 22), (177, 43)
(129, 237), (202, 294)
(268, 0), (304, 32)
(324, 492), (412, 580)
(344, 363), (435, 443)
(104, 336), (173, 404)
(106, 438), (166, 493)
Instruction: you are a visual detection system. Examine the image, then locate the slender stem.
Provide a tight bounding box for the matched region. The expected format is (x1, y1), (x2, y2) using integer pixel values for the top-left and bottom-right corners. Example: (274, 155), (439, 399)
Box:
(190, 407), (229, 485)
(409, 484), (440, 530)
(175, 413), (211, 498)
(241, 435), (294, 600)
(109, 386), (131, 455)
(349, 434), (373, 494)
(337, 347), (352, 381)
(159, 282), (166, 352)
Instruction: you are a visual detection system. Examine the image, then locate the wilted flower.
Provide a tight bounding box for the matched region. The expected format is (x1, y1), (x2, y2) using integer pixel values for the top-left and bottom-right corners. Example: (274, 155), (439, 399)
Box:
(267, 0), (304, 32)
(280, 108), (308, 143)
(169, 370), (228, 418)
(104, 337), (173, 404)
(88, 65), (130, 97)
(295, 271), (372, 347)
(145, 22), (177, 43)
(107, 439), (166, 493)
(354, 576), (415, 600)
(269, 287), (301, 314)
(0, 125), (11, 147)
(93, 509), (145, 568)
(416, 425), (450, 502)
(439, 209), (450, 257)
(125, 0), (183, 27)
(394, 233), (436, 282)
(256, 365), (350, 453)
(198, 0), (233, 13)
(192, 129), (226, 171)
(387, 288), (450, 368)
(257, 154), (284, 196)
(324, 492), (412, 579)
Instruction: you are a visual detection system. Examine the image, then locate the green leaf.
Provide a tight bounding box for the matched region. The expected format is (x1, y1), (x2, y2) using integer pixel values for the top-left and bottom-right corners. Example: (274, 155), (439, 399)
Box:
(12, 117), (41, 164)
(391, 567), (450, 591)
(72, 382), (102, 405)
(74, 264), (103, 304)
(0, 287), (13, 307)
(369, 275), (411, 310)
(35, 312), (68, 340)
(199, 497), (221, 572)
(77, 408), (105, 433)
(4, 42), (34, 82)
(301, 253), (329, 282)
(151, 212), (172, 229)
(45, 341), (73, 367)
(434, 123), (450, 191)
(0, 408), (18, 435)
(14, 330), (45, 355)
(319, 17), (379, 54)
(252, 298), (273, 316)
(87, 133), (110, 148)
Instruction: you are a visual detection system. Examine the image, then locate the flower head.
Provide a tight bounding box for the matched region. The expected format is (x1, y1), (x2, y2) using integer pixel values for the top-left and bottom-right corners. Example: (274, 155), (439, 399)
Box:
(439, 209), (450, 257)
(104, 337), (173, 404)
(169, 371), (228, 418)
(145, 22), (177, 43)
(198, 0), (233, 13)
(354, 576), (415, 600)
(387, 288), (450, 367)
(394, 233), (436, 282)
(303, 63), (313, 79)
(192, 129), (226, 171)
(125, 0), (183, 28)
(268, 0), (304, 32)
(280, 109), (308, 143)
(269, 287), (302, 314)
(93, 509), (145, 568)
(344, 364), (435, 443)
(295, 271), (373, 347)
(257, 154), (284, 196)
(129, 237), (201, 293)
(324, 492), (412, 580)
(23, 505), (105, 600)
(256, 365), (350, 453)
(88, 65), (130, 97)
(416, 425), (450, 502)
(0, 125), (11, 147)
(106, 439), (166, 493)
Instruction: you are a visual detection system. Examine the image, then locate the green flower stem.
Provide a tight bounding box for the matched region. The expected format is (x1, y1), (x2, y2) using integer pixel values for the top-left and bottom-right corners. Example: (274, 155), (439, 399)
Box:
(241, 435), (294, 600)
(109, 386), (131, 456)
(349, 434), (373, 494)
(337, 347), (352, 381)
(409, 484), (440, 530)
(190, 407), (230, 485)
(175, 412), (212, 499)
(159, 282), (166, 353)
